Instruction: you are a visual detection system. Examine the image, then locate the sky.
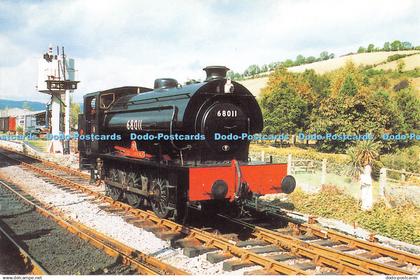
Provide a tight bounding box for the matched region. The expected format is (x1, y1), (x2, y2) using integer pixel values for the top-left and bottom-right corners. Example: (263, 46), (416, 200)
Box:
(0, 0), (419, 103)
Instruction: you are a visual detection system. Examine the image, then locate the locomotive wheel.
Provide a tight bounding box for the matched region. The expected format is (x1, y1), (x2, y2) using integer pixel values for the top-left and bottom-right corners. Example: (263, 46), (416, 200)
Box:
(126, 172), (142, 208)
(109, 186), (122, 201)
(126, 193), (142, 208)
(107, 168), (122, 200)
(150, 178), (171, 218)
(109, 168), (119, 183)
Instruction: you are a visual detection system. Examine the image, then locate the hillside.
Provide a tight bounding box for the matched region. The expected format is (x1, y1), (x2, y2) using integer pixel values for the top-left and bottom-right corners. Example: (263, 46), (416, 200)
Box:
(240, 50), (420, 98)
(0, 99), (46, 111)
(240, 77), (269, 99)
(288, 50), (418, 74)
(374, 53), (420, 71)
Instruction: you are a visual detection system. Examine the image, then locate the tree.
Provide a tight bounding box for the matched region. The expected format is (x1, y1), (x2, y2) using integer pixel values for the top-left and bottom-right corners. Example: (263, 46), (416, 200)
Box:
(329, 61), (366, 97)
(300, 69), (330, 103)
(391, 40), (402, 51)
(70, 97), (81, 130)
(305, 56), (316, 64)
(261, 64), (268, 73)
(268, 62), (279, 70)
(245, 64), (261, 76)
(233, 72), (243, 80)
(295, 55), (305, 66)
(383, 42), (390, 51)
(339, 74), (358, 96)
(402, 41), (412, 50)
(347, 140), (380, 178)
(367, 44), (375, 52)
(16, 125), (23, 135)
(397, 59), (405, 73)
(260, 86), (308, 134)
(357, 46), (366, 53)
(371, 75), (390, 89)
(320, 51), (330, 60)
(282, 59), (294, 67)
(311, 89), (403, 152)
(395, 88), (420, 135)
(261, 67), (313, 134)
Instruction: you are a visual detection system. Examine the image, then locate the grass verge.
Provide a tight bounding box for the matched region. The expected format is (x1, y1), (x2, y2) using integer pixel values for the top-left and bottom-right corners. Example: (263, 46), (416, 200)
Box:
(285, 185), (420, 245)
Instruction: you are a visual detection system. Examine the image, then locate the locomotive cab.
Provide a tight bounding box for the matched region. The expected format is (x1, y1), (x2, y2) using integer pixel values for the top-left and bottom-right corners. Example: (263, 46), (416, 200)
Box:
(78, 87), (152, 169)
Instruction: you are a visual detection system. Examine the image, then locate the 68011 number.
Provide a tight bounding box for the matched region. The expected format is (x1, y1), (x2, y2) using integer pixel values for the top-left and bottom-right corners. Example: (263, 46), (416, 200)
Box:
(216, 110), (238, 117)
(126, 119), (143, 130)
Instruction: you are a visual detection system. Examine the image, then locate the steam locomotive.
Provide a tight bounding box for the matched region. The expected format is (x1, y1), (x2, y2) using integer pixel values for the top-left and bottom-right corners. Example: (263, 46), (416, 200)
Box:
(78, 66), (295, 220)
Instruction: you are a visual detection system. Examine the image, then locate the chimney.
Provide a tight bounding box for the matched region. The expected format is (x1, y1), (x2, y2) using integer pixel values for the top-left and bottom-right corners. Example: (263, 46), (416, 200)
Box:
(203, 66), (230, 81)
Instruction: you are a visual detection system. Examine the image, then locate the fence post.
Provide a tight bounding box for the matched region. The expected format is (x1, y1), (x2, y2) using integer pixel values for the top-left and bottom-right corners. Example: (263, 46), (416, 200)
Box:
(321, 159), (327, 185)
(401, 169), (406, 182)
(287, 154), (292, 175)
(360, 165), (373, 211)
(261, 150), (265, 162)
(379, 168), (386, 199)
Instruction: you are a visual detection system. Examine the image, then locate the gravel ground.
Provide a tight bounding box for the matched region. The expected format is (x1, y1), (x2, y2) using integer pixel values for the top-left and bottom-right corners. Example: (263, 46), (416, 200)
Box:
(0, 233), (27, 274)
(385, 184), (420, 206)
(0, 164), (259, 275)
(0, 140), (81, 171)
(0, 183), (132, 275)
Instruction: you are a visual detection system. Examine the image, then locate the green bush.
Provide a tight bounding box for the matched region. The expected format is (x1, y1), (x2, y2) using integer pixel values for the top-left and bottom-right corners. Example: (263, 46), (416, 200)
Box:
(364, 68), (385, 77)
(16, 125), (23, 135)
(387, 54), (407, 62)
(380, 145), (420, 174)
(403, 68), (420, 78)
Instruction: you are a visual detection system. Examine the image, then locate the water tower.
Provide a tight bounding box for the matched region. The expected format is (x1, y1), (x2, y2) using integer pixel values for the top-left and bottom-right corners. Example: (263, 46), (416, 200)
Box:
(37, 45), (79, 154)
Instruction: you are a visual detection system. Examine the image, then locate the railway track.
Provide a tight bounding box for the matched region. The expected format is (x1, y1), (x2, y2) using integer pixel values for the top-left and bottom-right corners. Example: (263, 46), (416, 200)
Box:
(0, 146), (418, 275)
(0, 223), (47, 275)
(0, 177), (186, 275)
(215, 214), (419, 275)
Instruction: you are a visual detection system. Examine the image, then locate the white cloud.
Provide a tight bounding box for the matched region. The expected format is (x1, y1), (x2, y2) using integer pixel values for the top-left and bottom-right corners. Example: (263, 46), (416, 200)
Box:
(0, 0), (419, 103)
(0, 55), (50, 102)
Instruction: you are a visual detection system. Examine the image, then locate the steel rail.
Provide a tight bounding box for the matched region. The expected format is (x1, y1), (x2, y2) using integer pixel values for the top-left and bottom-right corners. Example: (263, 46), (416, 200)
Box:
(0, 225), (48, 275)
(218, 215), (374, 275)
(254, 224), (411, 275)
(218, 215), (416, 275)
(0, 178), (186, 275)
(0, 146), (90, 180)
(298, 223), (420, 266)
(268, 204), (420, 267)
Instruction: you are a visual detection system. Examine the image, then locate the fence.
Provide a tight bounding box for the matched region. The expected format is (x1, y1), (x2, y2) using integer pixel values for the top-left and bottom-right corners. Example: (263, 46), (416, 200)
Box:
(250, 151), (420, 206)
(379, 168), (420, 206)
(250, 151), (358, 197)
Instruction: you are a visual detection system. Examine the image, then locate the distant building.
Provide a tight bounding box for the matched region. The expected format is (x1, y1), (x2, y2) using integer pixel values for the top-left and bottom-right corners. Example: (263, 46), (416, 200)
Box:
(0, 108), (47, 133)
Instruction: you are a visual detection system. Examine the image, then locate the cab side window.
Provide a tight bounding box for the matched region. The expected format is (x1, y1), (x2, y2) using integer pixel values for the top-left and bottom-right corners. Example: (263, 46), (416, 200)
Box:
(100, 93), (115, 109)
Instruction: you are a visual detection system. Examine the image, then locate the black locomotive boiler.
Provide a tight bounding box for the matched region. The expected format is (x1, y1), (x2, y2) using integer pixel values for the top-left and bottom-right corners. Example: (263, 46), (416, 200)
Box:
(78, 66), (295, 220)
